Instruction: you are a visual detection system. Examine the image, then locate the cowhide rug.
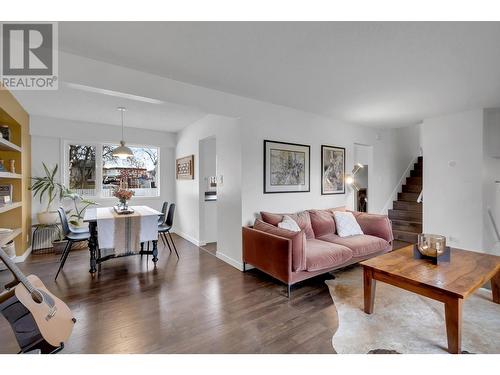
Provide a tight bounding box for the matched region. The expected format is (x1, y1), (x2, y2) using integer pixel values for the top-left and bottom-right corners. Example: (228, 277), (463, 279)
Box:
(325, 266), (500, 354)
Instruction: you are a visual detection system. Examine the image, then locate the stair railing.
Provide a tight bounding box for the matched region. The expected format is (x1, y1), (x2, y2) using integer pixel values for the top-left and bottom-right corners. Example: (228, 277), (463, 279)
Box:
(417, 190), (423, 203)
(381, 153), (420, 214)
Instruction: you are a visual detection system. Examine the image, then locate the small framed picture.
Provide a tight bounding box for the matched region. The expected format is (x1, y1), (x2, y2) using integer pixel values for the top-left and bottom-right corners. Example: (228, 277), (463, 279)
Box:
(176, 155), (194, 180)
(264, 140), (310, 193)
(321, 145), (345, 195)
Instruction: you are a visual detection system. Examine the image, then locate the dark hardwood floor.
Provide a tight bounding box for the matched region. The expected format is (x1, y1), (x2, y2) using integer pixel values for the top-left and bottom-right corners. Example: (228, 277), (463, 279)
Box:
(0, 235), (338, 354)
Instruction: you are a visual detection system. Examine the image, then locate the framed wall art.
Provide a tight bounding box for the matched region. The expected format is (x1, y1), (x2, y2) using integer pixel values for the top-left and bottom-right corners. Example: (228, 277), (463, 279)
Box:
(321, 145), (345, 195)
(263, 140), (310, 193)
(176, 155), (194, 180)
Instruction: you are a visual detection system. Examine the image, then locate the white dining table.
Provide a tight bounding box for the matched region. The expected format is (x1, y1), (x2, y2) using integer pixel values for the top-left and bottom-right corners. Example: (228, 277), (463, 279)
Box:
(83, 205), (162, 275)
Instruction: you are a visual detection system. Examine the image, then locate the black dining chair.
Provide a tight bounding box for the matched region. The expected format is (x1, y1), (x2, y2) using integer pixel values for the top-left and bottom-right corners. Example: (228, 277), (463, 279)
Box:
(158, 203), (178, 259)
(158, 201), (168, 225)
(55, 207), (91, 280)
(156, 201), (169, 250)
(143, 201), (169, 252)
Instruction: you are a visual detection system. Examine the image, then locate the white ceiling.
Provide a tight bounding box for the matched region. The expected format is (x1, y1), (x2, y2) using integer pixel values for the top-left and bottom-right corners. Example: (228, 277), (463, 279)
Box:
(14, 22), (500, 129)
(13, 81), (207, 133)
(56, 22), (500, 127)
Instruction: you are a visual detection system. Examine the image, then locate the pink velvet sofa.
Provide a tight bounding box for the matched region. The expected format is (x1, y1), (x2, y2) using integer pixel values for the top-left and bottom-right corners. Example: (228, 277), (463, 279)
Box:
(242, 207), (393, 297)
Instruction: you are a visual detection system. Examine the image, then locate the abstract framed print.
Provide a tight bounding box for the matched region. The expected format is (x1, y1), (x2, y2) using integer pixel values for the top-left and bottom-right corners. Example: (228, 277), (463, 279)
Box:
(321, 145), (345, 195)
(264, 140), (310, 193)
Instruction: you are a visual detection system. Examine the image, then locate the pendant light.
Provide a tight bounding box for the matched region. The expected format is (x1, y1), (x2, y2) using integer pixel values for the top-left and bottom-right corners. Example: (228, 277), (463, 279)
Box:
(112, 107), (134, 159)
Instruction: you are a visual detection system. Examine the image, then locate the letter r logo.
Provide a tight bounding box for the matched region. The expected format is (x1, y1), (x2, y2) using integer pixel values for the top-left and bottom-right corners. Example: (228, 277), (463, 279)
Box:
(2, 23), (53, 76)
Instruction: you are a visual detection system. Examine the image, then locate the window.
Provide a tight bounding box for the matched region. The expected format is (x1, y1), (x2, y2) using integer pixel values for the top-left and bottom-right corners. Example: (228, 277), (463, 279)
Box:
(68, 144), (97, 196)
(65, 142), (160, 198)
(102, 144), (159, 197)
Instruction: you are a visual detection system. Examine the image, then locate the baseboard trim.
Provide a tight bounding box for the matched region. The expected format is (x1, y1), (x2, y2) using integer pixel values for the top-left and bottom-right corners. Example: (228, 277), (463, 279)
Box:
(173, 230), (201, 247)
(215, 251), (245, 271)
(16, 246), (32, 262)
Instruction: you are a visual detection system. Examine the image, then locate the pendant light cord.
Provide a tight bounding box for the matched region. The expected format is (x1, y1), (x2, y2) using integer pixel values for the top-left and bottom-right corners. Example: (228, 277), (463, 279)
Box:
(121, 109), (124, 141)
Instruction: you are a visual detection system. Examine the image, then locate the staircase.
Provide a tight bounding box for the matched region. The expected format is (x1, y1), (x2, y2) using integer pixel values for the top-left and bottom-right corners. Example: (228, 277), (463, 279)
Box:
(388, 156), (423, 244)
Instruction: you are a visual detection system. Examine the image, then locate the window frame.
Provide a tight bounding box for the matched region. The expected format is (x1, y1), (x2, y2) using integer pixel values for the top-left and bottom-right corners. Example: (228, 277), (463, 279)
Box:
(63, 140), (161, 199)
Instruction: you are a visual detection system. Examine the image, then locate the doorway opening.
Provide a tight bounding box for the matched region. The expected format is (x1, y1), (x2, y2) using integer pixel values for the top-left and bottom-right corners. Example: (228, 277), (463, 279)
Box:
(199, 136), (217, 256)
(353, 143), (373, 213)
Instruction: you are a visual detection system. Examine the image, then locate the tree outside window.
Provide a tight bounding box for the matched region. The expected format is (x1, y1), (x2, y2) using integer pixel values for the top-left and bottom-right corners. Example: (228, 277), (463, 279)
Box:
(68, 144), (96, 196)
(102, 144), (159, 197)
(66, 143), (159, 198)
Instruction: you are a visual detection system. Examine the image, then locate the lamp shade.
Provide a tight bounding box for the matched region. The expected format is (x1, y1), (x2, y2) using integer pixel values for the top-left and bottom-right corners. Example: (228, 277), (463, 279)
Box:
(112, 140), (134, 159)
(113, 107), (133, 159)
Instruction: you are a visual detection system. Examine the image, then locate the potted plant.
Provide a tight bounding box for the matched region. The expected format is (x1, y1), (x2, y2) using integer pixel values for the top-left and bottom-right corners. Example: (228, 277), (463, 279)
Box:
(61, 187), (98, 227)
(49, 188), (98, 252)
(29, 163), (64, 225)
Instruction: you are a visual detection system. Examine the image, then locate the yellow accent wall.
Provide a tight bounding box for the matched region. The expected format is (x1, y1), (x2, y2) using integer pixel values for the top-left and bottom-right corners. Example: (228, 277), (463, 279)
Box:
(0, 86), (31, 256)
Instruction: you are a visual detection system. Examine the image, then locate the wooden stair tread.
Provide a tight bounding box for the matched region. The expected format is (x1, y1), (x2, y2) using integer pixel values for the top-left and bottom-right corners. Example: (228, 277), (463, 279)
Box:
(393, 203), (422, 212)
(393, 229), (420, 235)
(393, 229), (419, 243)
(402, 185), (422, 193)
(388, 209), (422, 220)
(397, 192), (420, 201)
(391, 219), (423, 225)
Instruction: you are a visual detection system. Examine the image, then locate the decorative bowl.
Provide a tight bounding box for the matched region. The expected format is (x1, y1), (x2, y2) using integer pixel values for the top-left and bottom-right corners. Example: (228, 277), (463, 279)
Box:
(417, 234), (446, 258)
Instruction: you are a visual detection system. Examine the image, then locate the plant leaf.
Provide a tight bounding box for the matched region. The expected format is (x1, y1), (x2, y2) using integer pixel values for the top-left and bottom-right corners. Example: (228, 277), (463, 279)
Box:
(42, 163), (51, 178)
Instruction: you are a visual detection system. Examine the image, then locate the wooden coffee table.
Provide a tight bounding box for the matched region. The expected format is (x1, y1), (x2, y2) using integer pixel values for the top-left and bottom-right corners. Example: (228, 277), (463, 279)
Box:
(360, 245), (500, 354)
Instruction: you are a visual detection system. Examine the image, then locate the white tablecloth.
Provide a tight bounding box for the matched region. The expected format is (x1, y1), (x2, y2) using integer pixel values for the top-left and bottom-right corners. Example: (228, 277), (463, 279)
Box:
(96, 206), (160, 257)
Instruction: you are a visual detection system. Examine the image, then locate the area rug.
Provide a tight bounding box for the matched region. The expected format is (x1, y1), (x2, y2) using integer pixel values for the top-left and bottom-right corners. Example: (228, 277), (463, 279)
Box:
(325, 266), (500, 354)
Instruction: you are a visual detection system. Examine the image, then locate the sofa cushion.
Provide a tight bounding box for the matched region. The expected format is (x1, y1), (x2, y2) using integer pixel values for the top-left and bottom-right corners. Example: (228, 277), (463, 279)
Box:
(309, 209), (336, 238)
(260, 211), (315, 239)
(353, 212), (394, 243)
(253, 219), (307, 271)
(305, 239), (353, 272)
(318, 233), (390, 258)
(278, 215), (301, 232)
(333, 211), (364, 237)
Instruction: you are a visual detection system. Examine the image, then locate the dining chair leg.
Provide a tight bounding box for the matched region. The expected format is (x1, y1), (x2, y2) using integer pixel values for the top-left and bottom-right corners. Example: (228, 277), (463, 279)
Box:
(167, 231), (179, 259)
(59, 240), (70, 262)
(55, 241), (73, 280)
(159, 233), (166, 247)
(162, 232), (172, 253)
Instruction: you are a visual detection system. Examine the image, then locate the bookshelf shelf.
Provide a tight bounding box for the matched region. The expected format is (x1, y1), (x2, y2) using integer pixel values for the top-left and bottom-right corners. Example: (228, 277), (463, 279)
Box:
(0, 172), (22, 179)
(0, 228), (21, 247)
(0, 137), (21, 152)
(0, 202), (22, 214)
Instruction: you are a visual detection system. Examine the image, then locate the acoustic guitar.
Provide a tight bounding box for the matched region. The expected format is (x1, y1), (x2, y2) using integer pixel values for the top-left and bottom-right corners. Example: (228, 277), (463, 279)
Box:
(0, 248), (75, 351)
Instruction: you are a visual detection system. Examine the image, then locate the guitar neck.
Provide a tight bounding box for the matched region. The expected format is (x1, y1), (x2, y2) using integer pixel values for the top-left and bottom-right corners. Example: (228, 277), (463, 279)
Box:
(0, 248), (33, 293)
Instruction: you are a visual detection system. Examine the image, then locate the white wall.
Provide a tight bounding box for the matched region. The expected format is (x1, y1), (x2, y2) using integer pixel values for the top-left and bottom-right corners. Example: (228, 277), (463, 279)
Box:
(421, 110), (484, 251)
(175, 114), (242, 268)
(30, 115), (176, 221)
(483, 109), (500, 254)
(199, 136), (217, 244)
(240, 116), (421, 227)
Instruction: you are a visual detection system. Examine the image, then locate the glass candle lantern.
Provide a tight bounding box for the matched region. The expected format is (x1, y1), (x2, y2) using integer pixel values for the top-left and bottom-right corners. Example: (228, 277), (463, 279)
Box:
(417, 234), (447, 258)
